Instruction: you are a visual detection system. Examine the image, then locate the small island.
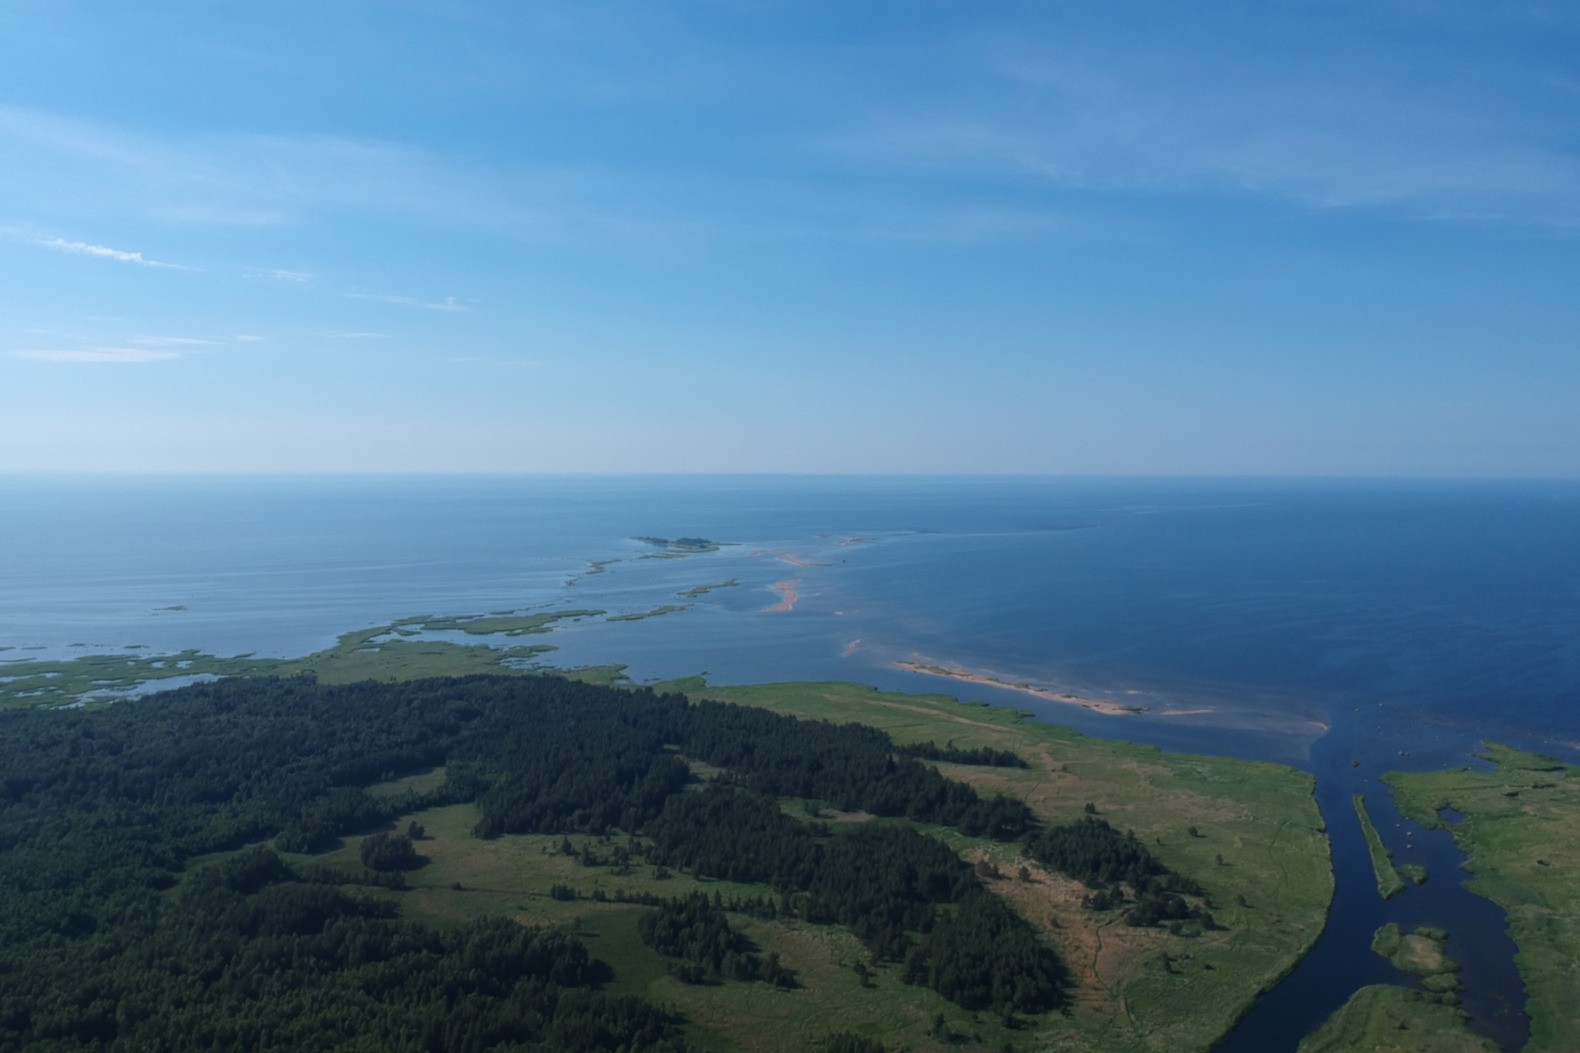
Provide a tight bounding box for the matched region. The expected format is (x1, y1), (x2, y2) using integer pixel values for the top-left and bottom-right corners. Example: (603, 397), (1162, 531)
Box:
(634, 536), (729, 558)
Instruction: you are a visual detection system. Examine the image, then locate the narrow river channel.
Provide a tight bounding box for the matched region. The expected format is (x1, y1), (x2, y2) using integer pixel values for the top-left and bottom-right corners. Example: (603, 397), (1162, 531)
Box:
(1212, 720), (1529, 1052)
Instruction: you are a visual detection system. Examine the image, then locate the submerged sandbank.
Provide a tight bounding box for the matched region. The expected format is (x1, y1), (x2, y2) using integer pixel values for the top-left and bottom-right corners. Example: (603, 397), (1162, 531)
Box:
(766, 580), (799, 612)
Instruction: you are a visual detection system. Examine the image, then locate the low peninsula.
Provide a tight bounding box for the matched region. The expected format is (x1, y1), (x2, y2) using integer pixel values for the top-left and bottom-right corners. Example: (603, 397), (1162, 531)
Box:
(896, 657), (1146, 716)
(0, 652), (1330, 1052)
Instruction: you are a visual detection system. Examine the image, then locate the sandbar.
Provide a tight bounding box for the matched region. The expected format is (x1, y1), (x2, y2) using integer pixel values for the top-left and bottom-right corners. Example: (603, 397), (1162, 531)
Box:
(894, 656), (1145, 716)
(766, 580), (799, 612)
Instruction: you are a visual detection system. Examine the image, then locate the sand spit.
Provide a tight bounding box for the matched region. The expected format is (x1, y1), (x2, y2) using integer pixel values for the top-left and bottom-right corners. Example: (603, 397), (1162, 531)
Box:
(895, 657), (1146, 716)
(766, 580), (799, 612)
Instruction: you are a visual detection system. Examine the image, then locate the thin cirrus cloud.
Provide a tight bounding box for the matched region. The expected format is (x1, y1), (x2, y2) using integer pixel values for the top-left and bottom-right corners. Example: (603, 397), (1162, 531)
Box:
(0, 103), (1100, 256)
(11, 334), (248, 363)
(38, 236), (182, 268)
(823, 13), (1580, 227)
(343, 291), (476, 312)
(0, 103), (565, 235)
(130, 336), (219, 348)
(12, 346), (180, 363)
(245, 268), (312, 283)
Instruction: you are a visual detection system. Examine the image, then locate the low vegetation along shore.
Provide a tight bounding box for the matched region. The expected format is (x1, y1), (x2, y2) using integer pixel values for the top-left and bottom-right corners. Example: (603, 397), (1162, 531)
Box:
(1352, 795), (1407, 899)
(1385, 744), (1580, 1053)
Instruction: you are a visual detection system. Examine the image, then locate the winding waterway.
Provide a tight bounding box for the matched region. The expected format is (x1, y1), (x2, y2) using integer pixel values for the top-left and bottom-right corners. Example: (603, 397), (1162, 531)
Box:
(1211, 723), (1528, 1051)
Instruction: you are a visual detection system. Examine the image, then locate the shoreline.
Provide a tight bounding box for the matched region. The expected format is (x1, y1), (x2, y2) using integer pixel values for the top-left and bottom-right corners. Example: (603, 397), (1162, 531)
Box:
(895, 656), (1146, 716)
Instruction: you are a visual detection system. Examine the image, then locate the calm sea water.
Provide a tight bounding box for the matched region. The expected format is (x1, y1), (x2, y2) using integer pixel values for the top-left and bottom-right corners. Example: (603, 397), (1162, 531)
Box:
(3, 474), (1577, 1049)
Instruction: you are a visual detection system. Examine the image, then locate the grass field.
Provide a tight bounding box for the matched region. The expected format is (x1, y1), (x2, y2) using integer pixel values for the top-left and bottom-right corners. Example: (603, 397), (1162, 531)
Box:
(1295, 985), (1497, 1053)
(1353, 795), (1407, 899)
(284, 798), (1015, 1053)
(688, 680), (1333, 1053)
(1385, 744), (1580, 1053)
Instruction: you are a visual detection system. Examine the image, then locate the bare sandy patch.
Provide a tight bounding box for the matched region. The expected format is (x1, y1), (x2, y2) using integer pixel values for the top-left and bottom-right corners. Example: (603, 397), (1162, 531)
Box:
(766, 580), (799, 612)
(896, 656), (1145, 716)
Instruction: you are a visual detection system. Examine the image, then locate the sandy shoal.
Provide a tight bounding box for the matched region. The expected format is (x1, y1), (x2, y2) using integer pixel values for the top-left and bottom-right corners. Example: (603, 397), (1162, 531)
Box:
(766, 580), (799, 612)
(894, 657), (1144, 717)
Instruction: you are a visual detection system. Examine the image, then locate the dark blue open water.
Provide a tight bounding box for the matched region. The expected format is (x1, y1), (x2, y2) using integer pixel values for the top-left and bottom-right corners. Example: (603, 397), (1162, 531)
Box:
(3, 474), (1577, 1049)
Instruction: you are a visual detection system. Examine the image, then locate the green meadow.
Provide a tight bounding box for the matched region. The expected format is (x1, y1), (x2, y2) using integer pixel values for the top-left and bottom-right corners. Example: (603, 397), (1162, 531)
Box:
(1385, 744), (1580, 1053)
(1352, 795), (1407, 899)
(1296, 985), (1497, 1053)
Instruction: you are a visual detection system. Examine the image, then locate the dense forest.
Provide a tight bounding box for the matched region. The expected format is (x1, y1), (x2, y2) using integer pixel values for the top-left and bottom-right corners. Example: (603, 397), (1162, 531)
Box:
(0, 672), (1209, 1050)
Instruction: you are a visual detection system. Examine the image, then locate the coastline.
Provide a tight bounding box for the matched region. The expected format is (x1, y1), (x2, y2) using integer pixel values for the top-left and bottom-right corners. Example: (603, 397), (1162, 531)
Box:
(895, 656), (1145, 717)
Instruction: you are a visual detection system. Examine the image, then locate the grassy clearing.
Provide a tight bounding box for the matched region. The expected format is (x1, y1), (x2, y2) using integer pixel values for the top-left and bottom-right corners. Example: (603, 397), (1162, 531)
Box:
(365, 766), (448, 798)
(697, 680), (1333, 1053)
(1385, 744), (1580, 1053)
(1353, 795), (1406, 899)
(1370, 923), (1460, 996)
(1295, 985), (1497, 1053)
(279, 800), (1012, 1053)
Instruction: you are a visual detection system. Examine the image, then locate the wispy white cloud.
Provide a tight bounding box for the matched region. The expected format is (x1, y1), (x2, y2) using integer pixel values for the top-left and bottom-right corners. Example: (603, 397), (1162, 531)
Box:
(245, 268), (312, 283)
(344, 291), (477, 312)
(0, 103), (1091, 255)
(38, 236), (182, 268)
(818, 12), (1580, 226)
(445, 355), (539, 367)
(131, 336), (218, 347)
(12, 346), (180, 363)
(0, 103), (561, 234)
(8, 333), (251, 363)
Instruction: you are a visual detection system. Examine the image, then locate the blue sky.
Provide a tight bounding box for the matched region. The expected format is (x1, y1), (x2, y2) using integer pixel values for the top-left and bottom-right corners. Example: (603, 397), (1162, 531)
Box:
(2, 1), (1577, 475)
